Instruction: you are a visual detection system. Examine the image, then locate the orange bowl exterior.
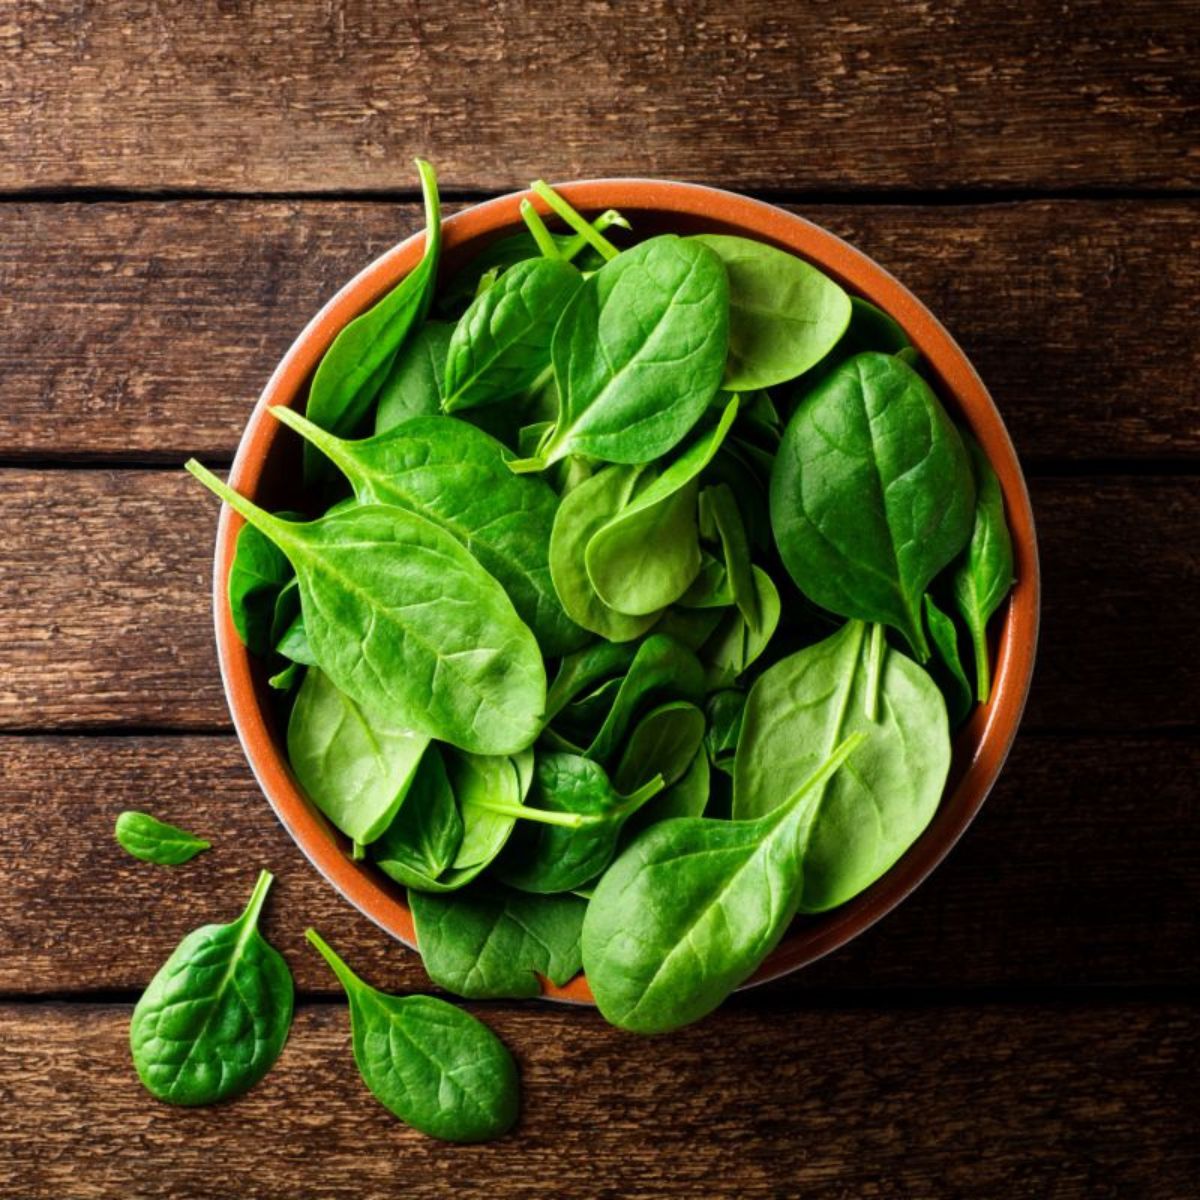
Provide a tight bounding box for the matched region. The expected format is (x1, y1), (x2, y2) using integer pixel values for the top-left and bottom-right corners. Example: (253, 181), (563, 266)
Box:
(213, 180), (1040, 1005)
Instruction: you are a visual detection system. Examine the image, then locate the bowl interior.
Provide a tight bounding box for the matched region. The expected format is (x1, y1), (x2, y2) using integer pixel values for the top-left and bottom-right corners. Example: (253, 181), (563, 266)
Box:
(216, 180), (1040, 1004)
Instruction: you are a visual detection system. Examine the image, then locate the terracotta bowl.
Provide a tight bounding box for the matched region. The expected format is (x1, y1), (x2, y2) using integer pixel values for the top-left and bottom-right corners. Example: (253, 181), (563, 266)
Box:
(212, 180), (1040, 1003)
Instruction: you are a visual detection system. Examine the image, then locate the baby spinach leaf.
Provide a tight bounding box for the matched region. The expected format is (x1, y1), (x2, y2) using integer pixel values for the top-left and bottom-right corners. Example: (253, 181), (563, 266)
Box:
(613, 700), (706, 793)
(952, 437), (1015, 703)
(495, 753), (664, 894)
(442, 258), (583, 413)
(582, 733), (865, 1033)
(924, 594), (973, 727)
(679, 551), (733, 609)
(228, 519), (296, 655)
(700, 565), (781, 690)
(510, 236), (729, 472)
(306, 929), (518, 1143)
(770, 352), (976, 659)
(627, 744), (711, 833)
(733, 619), (950, 912)
(548, 464), (663, 642)
(699, 483), (759, 630)
(186, 461), (546, 756)
(367, 746), (463, 884)
(705, 689), (747, 775)
(130, 870), (293, 1105)
(374, 321), (452, 433)
(584, 396), (739, 616)
(654, 606), (725, 652)
(115, 811), (211, 865)
(585, 633), (706, 764)
(693, 234), (850, 391)
(288, 667), (430, 846)
(269, 408), (584, 656)
(275, 610), (316, 666)
(409, 883), (585, 999)
(304, 159), (441, 480)
(545, 640), (639, 722)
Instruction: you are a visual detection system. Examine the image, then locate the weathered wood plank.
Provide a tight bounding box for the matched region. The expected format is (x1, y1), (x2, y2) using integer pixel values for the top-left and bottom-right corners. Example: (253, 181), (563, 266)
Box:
(0, 470), (1194, 732)
(2, 1), (1195, 193)
(1, 1002), (1194, 1199)
(1, 200), (1197, 462)
(0, 734), (1193, 996)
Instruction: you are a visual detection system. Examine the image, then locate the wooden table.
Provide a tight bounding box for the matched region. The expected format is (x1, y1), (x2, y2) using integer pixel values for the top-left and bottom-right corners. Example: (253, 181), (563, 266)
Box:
(1, 3), (1196, 1196)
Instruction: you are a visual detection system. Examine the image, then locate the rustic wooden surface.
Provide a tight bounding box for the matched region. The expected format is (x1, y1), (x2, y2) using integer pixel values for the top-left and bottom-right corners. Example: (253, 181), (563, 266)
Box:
(1, 1), (1196, 1196)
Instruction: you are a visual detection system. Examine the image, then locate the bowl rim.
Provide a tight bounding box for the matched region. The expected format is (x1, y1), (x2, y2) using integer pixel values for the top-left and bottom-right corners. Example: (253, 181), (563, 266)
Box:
(212, 177), (1040, 1004)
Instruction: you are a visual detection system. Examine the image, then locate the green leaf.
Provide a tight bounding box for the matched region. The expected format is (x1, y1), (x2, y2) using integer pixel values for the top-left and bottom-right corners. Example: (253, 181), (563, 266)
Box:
(114, 811), (211, 865)
(693, 234), (851, 391)
(704, 689), (747, 775)
(304, 159), (441, 479)
(287, 667), (429, 845)
(367, 746), (463, 883)
(511, 236), (728, 471)
(187, 462), (546, 756)
(228, 519), (294, 655)
(770, 352), (976, 659)
(306, 929), (518, 1143)
(627, 744), (711, 832)
(130, 870), (293, 1105)
(613, 700), (706, 794)
(410, 884), (585, 999)
(952, 437), (1015, 703)
(699, 565), (781, 691)
(442, 258), (583, 412)
(270, 408), (585, 656)
(699, 483), (759, 630)
(374, 321), (452, 433)
(924, 594), (973, 727)
(584, 396), (739, 616)
(733, 620), (951, 912)
(582, 734), (865, 1033)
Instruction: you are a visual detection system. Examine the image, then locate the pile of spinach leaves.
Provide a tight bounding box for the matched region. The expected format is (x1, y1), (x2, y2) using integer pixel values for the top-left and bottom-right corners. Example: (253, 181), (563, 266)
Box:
(188, 160), (1015, 1039)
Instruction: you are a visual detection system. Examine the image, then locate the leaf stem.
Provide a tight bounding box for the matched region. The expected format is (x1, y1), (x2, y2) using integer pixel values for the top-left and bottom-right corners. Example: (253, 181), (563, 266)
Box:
(972, 622), (992, 704)
(520, 199), (563, 260)
(531, 181), (619, 261)
(239, 869), (274, 932)
(617, 774), (666, 817)
(185, 459), (296, 548)
(768, 732), (868, 829)
(268, 405), (355, 480)
(413, 157), (442, 262)
(305, 927), (363, 995)
(560, 209), (630, 263)
(469, 799), (586, 829)
(865, 623), (885, 721)
(506, 455), (547, 475)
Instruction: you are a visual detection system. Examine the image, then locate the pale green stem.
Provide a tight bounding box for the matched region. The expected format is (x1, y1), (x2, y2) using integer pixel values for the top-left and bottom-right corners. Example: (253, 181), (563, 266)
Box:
(306, 927), (363, 995)
(520, 199), (563, 259)
(973, 623), (992, 705)
(531, 180), (619, 260)
(351, 840), (366, 861)
(865, 623), (885, 721)
(506, 455), (548, 475)
(615, 774), (666, 818)
(238, 869), (274, 931)
(413, 157), (442, 259)
(559, 209), (630, 262)
(762, 732), (869, 832)
(185, 459), (297, 549)
(268, 405), (355, 481)
(469, 799), (586, 829)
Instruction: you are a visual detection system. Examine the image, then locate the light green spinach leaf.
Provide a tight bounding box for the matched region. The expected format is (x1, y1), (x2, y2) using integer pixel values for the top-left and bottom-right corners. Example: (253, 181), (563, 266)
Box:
(115, 811), (211, 865)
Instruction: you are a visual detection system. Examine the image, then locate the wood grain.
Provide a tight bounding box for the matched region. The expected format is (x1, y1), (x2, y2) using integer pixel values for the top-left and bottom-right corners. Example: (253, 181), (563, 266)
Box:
(0, 469), (1194, 732)
(2, 1), (1196, 194)
(0, 733), (1194, 996)
(1, 1001), (1194, 1198)
(2, 200), (1198, 462)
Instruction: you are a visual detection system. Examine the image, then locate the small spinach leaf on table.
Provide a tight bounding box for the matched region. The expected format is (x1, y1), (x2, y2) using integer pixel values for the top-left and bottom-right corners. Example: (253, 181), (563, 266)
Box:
(442, 257), (583, 413)
(694, 234), (851, 391)
(115, 811), (210, 865)
(270, 407), (584, 656)
(582, 734), (864, 1033)
(924, 594), (973, 727)
(769, 352), (976, 660)
(186, 461), (546, 756)
(130, 870), (293, 1105)
(304, 159), (441, 480)
(510, 235), (729, 472)
(409, 883), (585, 999)
(374, 321), (452, 433)
(952, 436), (1016, 703)
(306, 929), (518, 1143)
(613, 701), (706, 794)
(584, 396), (739, 616)
(733, 619), (950, 912)
(288, 667), (431, 846)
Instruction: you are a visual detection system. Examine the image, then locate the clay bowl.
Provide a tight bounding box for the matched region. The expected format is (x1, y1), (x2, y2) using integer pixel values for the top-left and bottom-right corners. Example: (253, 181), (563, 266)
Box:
(212, 180), (1040, 1003)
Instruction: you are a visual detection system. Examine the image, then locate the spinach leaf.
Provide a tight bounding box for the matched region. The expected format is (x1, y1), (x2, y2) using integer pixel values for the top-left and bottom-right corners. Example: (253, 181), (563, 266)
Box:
(495, 753), (664, 894)
(694, 234), (850, 391)
(275, 610), (316, 666)
(367, 745), (463, 883)
(304, 159), (441, 479)
(733, 619), (950, 911)
(442, 258), (583, 412)
(545, 640), (639, 721)
(288, 667), (430, 845)
(952, 437), (1015, 703)
(679, 550), (733, 609)
(130, 870), (293, 1105)
(228, 519), (295, 655)
(374, 321), (452, 433)
(548, 464), (663, 642)
(584, 396), (739, 616)
(700, 565), (781, 690)
(699, 483), (759, 630)
(306, 929), (518, 1143)
(269, 408), (584, 656)
(924, 594), (973, 727)
(654, 605), (725, 652)
(115, 811), (211, 865)
(582, 734), (864, 1033)
(770, 352), (976, 659)
(510, 236), (729, 472)
(627, 744), (711, 832)
(585, 633), (706, 764)
(409, 883), (585, 999)
(614, 701), (706, 794)
(187, 461), (546, 756)
(704, 689), (747, 775)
